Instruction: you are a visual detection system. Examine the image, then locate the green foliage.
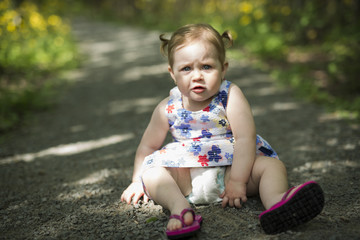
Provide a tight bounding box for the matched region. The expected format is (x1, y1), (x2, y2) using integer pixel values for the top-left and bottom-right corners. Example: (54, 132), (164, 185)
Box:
(0, 0), (79, 131)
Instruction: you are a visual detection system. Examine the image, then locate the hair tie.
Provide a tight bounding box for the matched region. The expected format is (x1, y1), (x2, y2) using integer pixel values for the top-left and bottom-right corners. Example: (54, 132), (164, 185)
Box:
(159, 34), (170, 57)
(221, 31), (233, 48)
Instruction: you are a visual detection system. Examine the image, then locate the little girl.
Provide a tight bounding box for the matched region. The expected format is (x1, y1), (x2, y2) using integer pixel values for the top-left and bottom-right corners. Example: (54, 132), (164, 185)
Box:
(121, 23), (324, 238)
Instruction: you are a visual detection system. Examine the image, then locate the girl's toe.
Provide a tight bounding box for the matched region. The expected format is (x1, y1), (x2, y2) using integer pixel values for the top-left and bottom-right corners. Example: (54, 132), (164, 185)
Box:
(183, 211), (194, 226)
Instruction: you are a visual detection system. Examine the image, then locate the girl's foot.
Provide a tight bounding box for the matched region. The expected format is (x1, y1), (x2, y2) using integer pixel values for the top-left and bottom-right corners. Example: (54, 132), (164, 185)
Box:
(167, 209), (194, 231)
(259, 181), (325, 234)
(166, 208), (203, 239)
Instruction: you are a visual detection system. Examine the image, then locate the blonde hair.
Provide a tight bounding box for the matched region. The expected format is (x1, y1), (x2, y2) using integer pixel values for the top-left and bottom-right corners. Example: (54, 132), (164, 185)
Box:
(160, 23), (233, 67)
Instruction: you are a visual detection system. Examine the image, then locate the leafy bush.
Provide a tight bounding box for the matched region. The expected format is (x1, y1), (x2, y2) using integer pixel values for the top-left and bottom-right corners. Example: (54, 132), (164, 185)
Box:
(0, 0), (78, 131)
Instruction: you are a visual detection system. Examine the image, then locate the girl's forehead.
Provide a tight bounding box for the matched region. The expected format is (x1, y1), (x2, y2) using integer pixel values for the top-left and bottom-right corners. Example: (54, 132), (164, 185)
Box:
(174, 41), (217, 57)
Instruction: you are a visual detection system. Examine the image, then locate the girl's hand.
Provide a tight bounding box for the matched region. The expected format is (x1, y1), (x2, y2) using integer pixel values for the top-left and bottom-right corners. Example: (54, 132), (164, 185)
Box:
(121, 182), (149, 205)
(220, 179), (247, 208)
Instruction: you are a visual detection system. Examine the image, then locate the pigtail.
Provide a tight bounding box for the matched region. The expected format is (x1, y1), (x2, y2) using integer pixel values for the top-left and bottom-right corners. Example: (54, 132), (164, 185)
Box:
(159, 34), (169, 57)
(221, 30), (233, 49)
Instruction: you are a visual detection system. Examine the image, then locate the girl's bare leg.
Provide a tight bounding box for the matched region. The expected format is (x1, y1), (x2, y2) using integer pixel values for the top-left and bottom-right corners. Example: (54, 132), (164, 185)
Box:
(142, 167), (193, 230)
(225, 156), (289, 209)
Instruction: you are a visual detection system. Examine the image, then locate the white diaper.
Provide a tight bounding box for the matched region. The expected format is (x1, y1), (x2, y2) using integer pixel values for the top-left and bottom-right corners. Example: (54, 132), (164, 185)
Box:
(187, 167), (226, 204)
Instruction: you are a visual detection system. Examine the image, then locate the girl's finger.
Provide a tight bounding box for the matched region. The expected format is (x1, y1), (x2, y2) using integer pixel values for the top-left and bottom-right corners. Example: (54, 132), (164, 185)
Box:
(222, 196), (229, 208)
(234, 198), (242, 208)
(229, 198), (234, 207)
(126, 192), (134, 204)
(134, 192), (144, 204)
(144, 194), (149, 203)
(120, 191), (128, 203)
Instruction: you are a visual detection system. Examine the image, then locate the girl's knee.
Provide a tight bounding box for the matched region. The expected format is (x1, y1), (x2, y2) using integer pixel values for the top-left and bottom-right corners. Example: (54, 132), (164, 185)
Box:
(142, 167), (166, 182)
(269, 157), (287, 172)
(253, 156), (287, 176)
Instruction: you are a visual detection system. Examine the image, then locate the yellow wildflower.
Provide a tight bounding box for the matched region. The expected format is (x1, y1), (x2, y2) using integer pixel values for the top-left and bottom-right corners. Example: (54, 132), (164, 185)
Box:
(7, 22), (16, 32)
(29, 12), (47, 31)
(1, 10), (17, 24)
(239, 15), (251, 26)
(48, 15), (61, 26)
(239, 2), (253, 14)
(254, 9), (264, 20)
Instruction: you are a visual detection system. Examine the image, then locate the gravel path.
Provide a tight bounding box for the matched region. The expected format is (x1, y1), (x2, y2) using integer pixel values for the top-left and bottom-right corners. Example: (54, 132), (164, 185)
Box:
(1, 18), (359, 240)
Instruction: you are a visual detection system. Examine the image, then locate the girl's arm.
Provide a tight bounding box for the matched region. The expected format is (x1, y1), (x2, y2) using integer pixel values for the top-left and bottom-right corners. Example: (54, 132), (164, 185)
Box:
(221, 83), (256, 208)
(121, 97), (170, 204)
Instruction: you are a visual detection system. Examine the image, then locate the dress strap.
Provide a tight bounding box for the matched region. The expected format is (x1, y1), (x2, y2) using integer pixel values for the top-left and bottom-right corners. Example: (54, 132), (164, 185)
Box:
(166, 86), (182, 126)
(217, 80), (232, 110)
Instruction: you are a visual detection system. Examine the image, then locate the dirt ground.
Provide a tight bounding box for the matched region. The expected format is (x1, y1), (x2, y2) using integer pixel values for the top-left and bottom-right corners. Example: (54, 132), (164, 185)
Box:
(1, 18), (360, 240)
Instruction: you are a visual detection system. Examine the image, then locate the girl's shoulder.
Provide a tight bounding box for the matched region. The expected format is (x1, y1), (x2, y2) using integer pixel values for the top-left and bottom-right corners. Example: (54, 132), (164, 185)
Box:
(227, 81), (243, 97)
(149, 97), (171, 130)
(152, 97), (170, 118)
(226, 81), (252, 116)
(158, 96), (170, 111)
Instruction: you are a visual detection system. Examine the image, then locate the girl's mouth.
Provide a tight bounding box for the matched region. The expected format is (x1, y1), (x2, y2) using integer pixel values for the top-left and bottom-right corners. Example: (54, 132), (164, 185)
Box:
(192, 86), (205, 93)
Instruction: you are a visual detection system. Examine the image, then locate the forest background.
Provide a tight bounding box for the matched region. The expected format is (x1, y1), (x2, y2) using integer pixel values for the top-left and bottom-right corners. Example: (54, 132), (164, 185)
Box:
(1, 0), (359, 132)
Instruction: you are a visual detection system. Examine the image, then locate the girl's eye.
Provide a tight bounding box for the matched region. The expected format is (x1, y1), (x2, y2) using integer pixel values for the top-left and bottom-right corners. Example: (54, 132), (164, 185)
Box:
(203, 65), (212, 70)
(182, 66), (191, 71)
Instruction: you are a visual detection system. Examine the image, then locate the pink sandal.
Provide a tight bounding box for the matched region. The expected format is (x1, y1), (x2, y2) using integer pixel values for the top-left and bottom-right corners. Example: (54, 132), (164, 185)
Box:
(259, 181), (325, 234)
(166, 208), (202, 239)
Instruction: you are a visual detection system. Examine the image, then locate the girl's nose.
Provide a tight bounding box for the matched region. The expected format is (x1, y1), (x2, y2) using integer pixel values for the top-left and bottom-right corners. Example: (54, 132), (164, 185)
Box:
(192, 69), (203, 81)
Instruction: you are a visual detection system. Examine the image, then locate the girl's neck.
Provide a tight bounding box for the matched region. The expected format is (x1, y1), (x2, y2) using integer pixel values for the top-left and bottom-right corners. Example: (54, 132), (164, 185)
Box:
(181, 95), (215, 112)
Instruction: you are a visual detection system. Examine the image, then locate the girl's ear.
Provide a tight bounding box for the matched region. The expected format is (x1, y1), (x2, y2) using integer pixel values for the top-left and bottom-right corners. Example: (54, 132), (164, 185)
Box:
(221, 62), (229, 80)
(168, 65), (177, 84)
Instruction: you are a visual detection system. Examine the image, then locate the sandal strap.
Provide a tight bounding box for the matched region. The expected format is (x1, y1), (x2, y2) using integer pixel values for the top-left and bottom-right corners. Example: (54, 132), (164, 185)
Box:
(180, 208), (195, 220)
(281, 186), (296, 201)
(169, 208), (195, 227)
(169, 214), (185, 227)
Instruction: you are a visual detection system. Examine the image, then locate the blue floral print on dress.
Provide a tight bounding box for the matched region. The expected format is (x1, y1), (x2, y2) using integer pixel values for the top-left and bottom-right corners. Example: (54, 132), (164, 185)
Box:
(175, 123), (192, 138)
(218, 119), (227, 127)
(189, 142), (202, 156)
(208, 145), (222, 162)
(201, 129), (212, 139)
(200, 115), (210, 123)
(219, 90), (228, 108)
(225, 152), (233, 162)
(177, 109), (193, 123)
(209, 103), (217, 112)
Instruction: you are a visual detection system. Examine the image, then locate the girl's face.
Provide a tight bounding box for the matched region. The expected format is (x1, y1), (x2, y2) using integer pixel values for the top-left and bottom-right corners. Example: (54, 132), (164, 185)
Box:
(168, 41), (228, 111)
